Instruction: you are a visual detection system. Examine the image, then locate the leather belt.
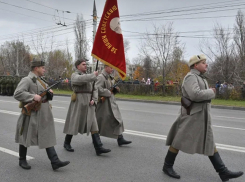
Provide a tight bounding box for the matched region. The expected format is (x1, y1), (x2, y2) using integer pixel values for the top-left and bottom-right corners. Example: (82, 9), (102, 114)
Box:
(193, 100), (211, 103)
(75, 91), (92, 94)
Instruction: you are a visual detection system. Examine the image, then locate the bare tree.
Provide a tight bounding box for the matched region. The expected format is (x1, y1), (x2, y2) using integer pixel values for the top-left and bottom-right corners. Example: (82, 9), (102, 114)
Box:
(234, 10), (245, 81)
(201, 24), (237, 83)
(139, 22), (183, 94)
(31, 33), (55, 61)
(0, 40), (31, 76)
(74, 14), (89, 60)
(143, 56), (153, 79)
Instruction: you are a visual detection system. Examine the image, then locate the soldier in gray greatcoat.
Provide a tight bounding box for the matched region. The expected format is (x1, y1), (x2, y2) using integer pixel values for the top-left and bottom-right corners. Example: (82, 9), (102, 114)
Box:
(163, 54), (243, 181)
(63, 59), (111, 156)
(95, 65), (132, 146)
(14, 59), (70, 170)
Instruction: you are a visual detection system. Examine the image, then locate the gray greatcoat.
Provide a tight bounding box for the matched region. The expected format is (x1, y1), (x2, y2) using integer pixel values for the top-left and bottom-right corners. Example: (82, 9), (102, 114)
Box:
(63, 70), (98, 135)
(14, 72), (56, 149)
(166, 69), (216, 156)
(95, 70), (124, 139)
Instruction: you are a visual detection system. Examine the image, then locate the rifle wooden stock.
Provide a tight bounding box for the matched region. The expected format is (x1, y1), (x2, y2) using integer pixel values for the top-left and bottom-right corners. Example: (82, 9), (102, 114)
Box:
(21, 81), (60, 115)
(99, 87), (118, 103)
(100, 96), (106, 103)
(22, 100), (42, 116)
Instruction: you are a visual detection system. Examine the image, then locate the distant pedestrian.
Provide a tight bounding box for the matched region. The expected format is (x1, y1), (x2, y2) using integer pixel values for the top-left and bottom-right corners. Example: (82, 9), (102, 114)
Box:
(146, 78), (151, 85)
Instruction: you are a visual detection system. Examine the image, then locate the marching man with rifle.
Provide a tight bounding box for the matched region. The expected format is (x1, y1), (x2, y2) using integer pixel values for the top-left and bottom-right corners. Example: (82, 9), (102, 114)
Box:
(14, 59), (70, 170)
(95, 65), (132, 147)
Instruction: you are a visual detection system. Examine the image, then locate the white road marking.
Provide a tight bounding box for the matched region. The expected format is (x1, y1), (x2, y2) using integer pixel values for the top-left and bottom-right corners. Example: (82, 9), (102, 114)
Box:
(124, 131), (245, 153)
(213, 125), (245, 131)
(52, 106), (65, 109)
(0, 147), (34, 160)
(0, 100), (18, 104)
(0, 110), (245, 153)
(0, 99), (65, 109)
(0, 109), (20, 115)
(52, 100), (70, 103)
(122, 108), (245, 121)
(213, 115), (245, 120)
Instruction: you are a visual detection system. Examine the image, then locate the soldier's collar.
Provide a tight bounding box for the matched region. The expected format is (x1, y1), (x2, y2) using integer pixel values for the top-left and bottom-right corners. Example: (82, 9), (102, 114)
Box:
(76, 69), (84, 75)
(191, 69), (206, 79)
(102, 70), (109, 80)
(29, 72), (38, 83)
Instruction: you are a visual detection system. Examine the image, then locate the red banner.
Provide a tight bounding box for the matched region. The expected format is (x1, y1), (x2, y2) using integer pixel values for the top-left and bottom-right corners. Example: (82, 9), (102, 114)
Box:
(91, 0), (126, 79)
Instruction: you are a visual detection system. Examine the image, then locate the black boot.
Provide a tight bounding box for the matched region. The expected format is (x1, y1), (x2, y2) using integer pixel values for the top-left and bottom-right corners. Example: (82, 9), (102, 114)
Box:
(117, 134), (132, 146)
(46, 147), (70, 170)
(163, 150), (180, 179)
(92, 133), (111, 156)
(64, 134), (74, 152)
(209, 152), (243, 181)
(19, 145), (31, 170)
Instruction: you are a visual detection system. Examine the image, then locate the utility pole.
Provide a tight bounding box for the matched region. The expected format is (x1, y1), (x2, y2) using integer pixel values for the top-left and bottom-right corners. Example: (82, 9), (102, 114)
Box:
(16, 49), (19, 76)
(92, 0), (97, 72)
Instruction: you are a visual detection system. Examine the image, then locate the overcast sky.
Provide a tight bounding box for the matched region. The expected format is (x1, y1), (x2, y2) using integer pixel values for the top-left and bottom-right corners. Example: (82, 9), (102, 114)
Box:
(0, 0), (244, 64)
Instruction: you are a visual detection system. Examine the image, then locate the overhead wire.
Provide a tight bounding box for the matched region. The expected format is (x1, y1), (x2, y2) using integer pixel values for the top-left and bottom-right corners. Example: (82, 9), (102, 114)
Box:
(121, 5), (245, 22)
(120, 0), (244, 17)
(0, 0), (74, 21)
(0, 0), (243, 46)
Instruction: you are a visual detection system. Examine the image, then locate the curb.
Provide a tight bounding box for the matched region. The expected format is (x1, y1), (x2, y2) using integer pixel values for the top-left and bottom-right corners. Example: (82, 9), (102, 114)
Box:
(55, 94), (245, 111)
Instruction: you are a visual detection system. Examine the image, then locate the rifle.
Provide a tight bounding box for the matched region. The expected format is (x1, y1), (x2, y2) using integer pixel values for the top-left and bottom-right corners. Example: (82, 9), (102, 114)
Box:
(100, 80), (122, 103)
(22, 80), (61, 116)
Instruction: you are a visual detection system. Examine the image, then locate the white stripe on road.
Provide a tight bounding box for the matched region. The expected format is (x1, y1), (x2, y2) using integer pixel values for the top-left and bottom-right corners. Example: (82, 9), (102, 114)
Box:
(52, 100), (70, 103)
(0, 147), (34, 160)
(52, 106), (65, 109)
(0, 110), (245, 153)
(124, 131), (245, 153)
(0, 100), (65, 109)
(125, 129), (167, 140)
(122, 108), (245, 121)
(0, 100), (18, 104)
(213, 125), (245, 131)
(213, 115), (245, 120)
(121, 108), (178, 116)
(0, 109), (20, 115)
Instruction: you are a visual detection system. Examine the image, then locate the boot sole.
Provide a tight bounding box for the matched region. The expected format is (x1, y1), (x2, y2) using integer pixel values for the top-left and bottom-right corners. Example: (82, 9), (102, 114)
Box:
(118, 142), (132, 146)
(19, 164), (31, 170)
(63, 145), (74, 152)
(64, 148), (74, 152)
(52, 161), (70, 170)
(96, 150), (111, 156)
(221, 172), (244, 181)
(163, 168), (181, 179)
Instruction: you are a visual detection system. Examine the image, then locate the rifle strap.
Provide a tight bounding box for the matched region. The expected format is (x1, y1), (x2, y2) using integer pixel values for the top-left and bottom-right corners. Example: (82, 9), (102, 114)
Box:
(37, 77), (47, 89)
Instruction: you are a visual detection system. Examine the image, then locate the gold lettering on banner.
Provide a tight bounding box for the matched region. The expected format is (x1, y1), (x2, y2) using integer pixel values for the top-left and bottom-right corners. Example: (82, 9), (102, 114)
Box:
(100, 5), (118, 34)
(102, 35), (112, 49)
(111, 47), (117, 54)
(100, 5), (119, 54)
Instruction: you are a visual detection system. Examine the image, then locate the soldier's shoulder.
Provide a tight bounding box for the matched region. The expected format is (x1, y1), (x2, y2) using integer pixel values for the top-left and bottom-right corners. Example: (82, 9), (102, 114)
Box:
(20, 76), (32, 83)
(183, 72), (197, 81)
(97, 74), (105, 80)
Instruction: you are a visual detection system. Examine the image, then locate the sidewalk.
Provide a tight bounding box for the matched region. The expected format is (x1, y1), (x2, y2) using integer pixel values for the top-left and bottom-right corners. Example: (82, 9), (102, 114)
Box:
(56, 94), (245, 111)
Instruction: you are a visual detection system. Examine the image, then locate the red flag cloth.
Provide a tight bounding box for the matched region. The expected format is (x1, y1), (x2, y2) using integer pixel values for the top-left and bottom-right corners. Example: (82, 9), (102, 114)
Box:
(91, 0), (126, 80)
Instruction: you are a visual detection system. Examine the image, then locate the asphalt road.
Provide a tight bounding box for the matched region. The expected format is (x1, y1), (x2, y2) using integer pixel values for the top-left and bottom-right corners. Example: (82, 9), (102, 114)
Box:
(0, 95), (244, 182)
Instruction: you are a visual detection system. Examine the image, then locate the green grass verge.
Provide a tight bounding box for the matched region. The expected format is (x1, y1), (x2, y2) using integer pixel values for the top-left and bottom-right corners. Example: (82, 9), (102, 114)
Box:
(54, 90), (245, 107)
